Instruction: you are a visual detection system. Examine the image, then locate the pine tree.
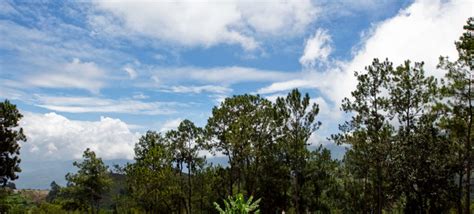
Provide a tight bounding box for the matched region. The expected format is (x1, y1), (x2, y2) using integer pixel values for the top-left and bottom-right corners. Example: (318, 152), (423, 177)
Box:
(65, 148), (112, 214)
(274, 89), (321, 214)
(389, 60), (457, 212)
(438, 17), (474, 214)
(333, 59), (394, 213)
(0, 100), (26, 186)
(167, 119), (205, 214)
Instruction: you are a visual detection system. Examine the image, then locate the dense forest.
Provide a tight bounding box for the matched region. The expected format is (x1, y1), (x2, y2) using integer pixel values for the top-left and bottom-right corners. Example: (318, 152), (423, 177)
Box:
(0, 18), (472, 214)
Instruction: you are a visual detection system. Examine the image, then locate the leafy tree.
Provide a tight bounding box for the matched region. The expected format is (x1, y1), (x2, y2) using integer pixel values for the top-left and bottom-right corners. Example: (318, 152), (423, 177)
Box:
(206, 94), (274, 196)
(332, 160), (372, 212)
(300, 146), (339, 213)
(254, 130), (290, 213)
(438, 17), (474, 214)
(64, 148), (112, 213)
(0, 100), (26, 187)
(332, 59), (394, 213)
(27, 202), (65, 214)
(214, 193), (261, 214)
(192, 164), (225, 213)
(126, 131), (180, 213)
(167, 119), (205, 214)
(389, 60), (457, 212)
(274, 89), (321, 214)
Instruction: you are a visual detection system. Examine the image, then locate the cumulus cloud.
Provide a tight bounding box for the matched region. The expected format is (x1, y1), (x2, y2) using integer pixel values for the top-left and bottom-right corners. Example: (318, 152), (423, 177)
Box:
(90, 0), (318, 50)
(20, 112), (140, 161)
(25, 58), (106, 93)
(299, 28), (332, 67)
(259, 0), (471, 106)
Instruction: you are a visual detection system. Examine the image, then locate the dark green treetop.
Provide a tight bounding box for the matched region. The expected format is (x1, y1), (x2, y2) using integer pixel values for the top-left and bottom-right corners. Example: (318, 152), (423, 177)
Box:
(0, 100), (26, 186)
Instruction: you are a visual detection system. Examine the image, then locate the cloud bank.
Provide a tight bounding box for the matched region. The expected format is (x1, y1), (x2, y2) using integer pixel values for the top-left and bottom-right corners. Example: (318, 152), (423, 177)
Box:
(20, 112), (140, 161)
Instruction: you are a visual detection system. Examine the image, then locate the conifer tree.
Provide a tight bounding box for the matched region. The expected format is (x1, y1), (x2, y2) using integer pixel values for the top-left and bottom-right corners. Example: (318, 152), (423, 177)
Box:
(0, 100), (26, 186)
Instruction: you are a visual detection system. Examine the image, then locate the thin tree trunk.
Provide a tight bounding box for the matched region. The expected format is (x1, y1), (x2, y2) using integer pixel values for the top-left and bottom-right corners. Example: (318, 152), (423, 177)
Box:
(187, 161), (192, 214)
(377, 164), (382, 214)
(229, 156), (233, 196)
(373, 82), (383, 214)
(465, 73), (472, 214)
(179, 162), (183, 214)
(458, 167), (464, 214)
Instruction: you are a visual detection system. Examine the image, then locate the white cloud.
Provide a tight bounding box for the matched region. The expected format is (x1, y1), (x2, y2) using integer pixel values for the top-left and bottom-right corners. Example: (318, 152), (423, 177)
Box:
(260, 0), (472, 106)
(263, 93), (288, 103)
(159, 118), (183, 133)
(313, 96), (342, 121)
(335, 0), (471, 104)
(25, 58), (106, 93)
(299, 28), (332, 67)
(0, 81), (28, 101)
(347, 0), (470, 77)
(210, 94), (229, 105)
(0, 18), (129, 96)
(0, 19), (123, 66)
(163, 85), (232, 94)
(257, 79), (314, 94)
(90, 0), (318, 50)
(152, 66), (295, 85)
(20, 112), (140, 161)
(34, 95), (181, 115)
(132, 92), (149, 100)
(123, 66), (138, 79)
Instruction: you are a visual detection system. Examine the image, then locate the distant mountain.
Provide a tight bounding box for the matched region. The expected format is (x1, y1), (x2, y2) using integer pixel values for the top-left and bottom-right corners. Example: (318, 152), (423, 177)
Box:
(16, 157), (227, 190)
(16, 159), (130, 190)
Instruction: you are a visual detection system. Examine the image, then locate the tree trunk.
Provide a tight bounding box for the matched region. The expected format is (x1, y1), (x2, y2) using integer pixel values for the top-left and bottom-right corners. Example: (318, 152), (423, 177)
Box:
(229, 156), (234, 196)
(377, 164), (382, 214)
(465, 70), (472, 214)
(179, 162), (183, 214)
(458, 168), (464, 214)
(294, 171), (300, 214)
(187, 161), (192, 214)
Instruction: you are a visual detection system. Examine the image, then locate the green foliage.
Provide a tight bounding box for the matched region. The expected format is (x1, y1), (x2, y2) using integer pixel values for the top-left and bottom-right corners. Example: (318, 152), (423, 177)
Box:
(46, 181), (61, 203)
(300, 146), (339, 212)
(167, 119), (204, 214)
(388, 60), (457, 212)
(64, 148), (112, 213)
(125, 131), (180, 213)
(0, 189), (40, 213)
(438, 17), (474, 214)
(0, 99), (26, 186)
(214, 193), (261, 214)
(28, 202), (66, 214)
(206, 94), (275, 196)
(275, 89), (321, 213)
(333, 58), (395, 213)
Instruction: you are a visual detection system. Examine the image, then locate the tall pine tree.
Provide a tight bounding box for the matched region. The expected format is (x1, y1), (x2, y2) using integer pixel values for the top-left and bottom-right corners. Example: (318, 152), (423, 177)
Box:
(0, 100), (26, 186)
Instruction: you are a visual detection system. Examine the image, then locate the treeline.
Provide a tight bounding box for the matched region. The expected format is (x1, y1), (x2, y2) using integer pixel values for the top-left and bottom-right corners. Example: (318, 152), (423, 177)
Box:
(0, 18), (472, 214)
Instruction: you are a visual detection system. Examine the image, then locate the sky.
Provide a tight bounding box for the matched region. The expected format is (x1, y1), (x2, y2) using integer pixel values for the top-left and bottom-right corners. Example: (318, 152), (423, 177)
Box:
(0, 0), (472, 164)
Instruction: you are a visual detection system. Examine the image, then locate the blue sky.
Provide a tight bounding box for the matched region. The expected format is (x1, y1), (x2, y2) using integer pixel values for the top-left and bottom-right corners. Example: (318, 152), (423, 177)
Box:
(0, 0), (471, 163)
